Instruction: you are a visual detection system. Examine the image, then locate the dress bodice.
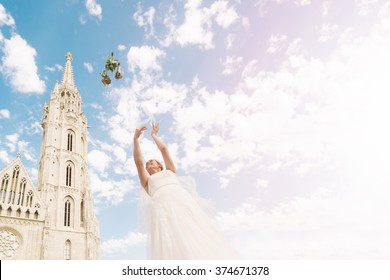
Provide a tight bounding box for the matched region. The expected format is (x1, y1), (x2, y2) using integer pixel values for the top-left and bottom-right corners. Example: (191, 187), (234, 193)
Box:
(148, 170), (180, 197)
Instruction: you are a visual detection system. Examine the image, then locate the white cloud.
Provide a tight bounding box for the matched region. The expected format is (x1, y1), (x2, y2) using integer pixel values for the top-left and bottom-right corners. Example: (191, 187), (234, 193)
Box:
(6, 133), (18, 150)
(256, 178), (268, 189)
(210, 0), (239, 29)
(0, 149), (11, 164)
(117, 44), (126, 52)
(85, 0), (102, 20)
(322, 1), (330, 17)
(133, 5), (156, 38)
(89, 170), (136, 205)
(160, 0), (239, 49)
(44, 64), (63, 72)
(79, 15), (87, 24)
(101, 232), (147, 255)
(209, 12), (390, 258)
(24, 121), (42, 135)
(267, 34), (288, 53)
(217, 181), (390, 259)
(0, 109), (10, 119)
(127, 45), (165, 78)
(294, 0), (311, 5)
(221, 55), (243, 75)
(241, 16), (250, 29)
(356, 0), (379, 16)
(225, 33), (235, 50)
(0, 34), (46, 94)
(378, 1), (390, 28)
(0, 4), (15, 27)
(272, 0), (312, 6)
(174, 0), (215, 49)
(286, 38), (302, 55)
(88, 149), (112, 173)
(318, 23), (339, 42)
(218, 161), (245, 188)
(83, 62), (93, 73)
(4, 134), (36, 162)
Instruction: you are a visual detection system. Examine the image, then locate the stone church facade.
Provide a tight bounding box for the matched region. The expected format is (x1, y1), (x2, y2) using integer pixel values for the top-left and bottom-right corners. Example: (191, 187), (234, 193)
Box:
(0, 53), (100, 259)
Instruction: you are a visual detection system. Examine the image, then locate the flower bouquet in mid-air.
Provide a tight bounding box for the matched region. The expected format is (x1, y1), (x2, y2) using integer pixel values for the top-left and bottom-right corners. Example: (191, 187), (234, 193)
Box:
(100, 52), (123, 86)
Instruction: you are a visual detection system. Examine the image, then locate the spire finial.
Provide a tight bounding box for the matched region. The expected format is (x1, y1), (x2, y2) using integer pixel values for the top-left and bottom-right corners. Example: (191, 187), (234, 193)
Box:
(61, 52), (75, 88)
(66, 52), (72, 62)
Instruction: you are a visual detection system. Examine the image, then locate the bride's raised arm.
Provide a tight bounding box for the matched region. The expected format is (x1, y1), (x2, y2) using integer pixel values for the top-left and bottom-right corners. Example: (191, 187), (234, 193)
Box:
(133, 126), (149, 190)
(151, 122), (176, 173)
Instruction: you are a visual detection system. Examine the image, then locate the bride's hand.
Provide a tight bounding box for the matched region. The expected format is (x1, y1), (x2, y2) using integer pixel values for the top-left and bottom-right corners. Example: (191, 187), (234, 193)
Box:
(134, 126), (147, 140)
(151, 122), (159, 137)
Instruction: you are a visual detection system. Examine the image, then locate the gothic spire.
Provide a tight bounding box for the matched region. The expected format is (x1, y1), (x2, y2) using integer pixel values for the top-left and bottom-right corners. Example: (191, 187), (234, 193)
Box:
(61, 52), (75, 88)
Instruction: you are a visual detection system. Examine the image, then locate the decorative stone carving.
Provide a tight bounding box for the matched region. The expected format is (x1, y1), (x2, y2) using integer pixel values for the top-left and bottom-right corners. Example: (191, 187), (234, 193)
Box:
(0, 229), (20, 259)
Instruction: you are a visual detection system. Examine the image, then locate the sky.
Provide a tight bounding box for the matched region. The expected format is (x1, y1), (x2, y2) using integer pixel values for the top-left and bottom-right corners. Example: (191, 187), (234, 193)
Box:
(1, 0), (390, 260)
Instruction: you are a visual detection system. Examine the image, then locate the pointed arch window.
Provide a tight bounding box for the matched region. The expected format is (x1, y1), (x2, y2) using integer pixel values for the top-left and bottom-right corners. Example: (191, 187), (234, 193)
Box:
(7, 206), (12, 216)
(25, 209), (30, 219)
(16, 208), (21, 218)
(64, 240), (71, 260)
(67, 130), (75, 152)
(66, 164), (72, 187)
(0, 174), (10, 203)
(8, 165), (20, 204)
(64, 199), (71, 227)
(26, 190), (33, 207)
(17, 178), (26, 206)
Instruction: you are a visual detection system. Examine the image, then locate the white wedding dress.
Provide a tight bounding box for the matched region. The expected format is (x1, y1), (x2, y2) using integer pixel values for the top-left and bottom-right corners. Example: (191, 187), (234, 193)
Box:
(146, 169), (239, 260)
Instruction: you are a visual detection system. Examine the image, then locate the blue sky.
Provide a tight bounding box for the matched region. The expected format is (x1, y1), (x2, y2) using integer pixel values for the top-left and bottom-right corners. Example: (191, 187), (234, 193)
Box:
(1, 0), (390, 260)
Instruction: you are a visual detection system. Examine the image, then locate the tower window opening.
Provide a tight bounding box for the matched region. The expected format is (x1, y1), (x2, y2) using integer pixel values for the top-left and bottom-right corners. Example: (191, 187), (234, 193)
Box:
(17, 178), (27, 205)
(64, 240), (71, 260)
(0, 174), (10, 203)
(26, 191), (33, 207)
(64, 199), (71, 226)
(66, 164), (72, 186)
(8, 166), (20, 204)
(67, 132), (74, 151)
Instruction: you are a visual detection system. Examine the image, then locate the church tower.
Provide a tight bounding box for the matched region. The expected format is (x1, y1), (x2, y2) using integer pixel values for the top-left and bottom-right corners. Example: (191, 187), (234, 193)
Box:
(37, 52), (99, 259)
(0, 53), (99, 259)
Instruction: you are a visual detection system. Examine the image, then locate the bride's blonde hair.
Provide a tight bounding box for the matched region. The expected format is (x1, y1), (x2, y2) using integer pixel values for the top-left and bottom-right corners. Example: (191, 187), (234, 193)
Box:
(147, 159), (164, 171)
(155, 159), (164, 171)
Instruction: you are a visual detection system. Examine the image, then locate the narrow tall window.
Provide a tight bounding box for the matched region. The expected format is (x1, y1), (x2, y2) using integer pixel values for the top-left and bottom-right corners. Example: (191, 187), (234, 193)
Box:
(67, 132), (73, 151)
(80, 200), (85, 223)
(64, 199), (71, 226)
(66, 164), (72, 186)
(26, 190), (33, 207)
(17, 178), (26, 205)
(8, 166), (20, 204)
(0, 174), (10, 203)
(64, 240), (71, 260)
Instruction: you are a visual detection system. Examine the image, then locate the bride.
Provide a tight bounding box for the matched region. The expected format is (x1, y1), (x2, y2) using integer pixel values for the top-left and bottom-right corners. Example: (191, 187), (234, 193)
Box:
(133, 122), (239, 259)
